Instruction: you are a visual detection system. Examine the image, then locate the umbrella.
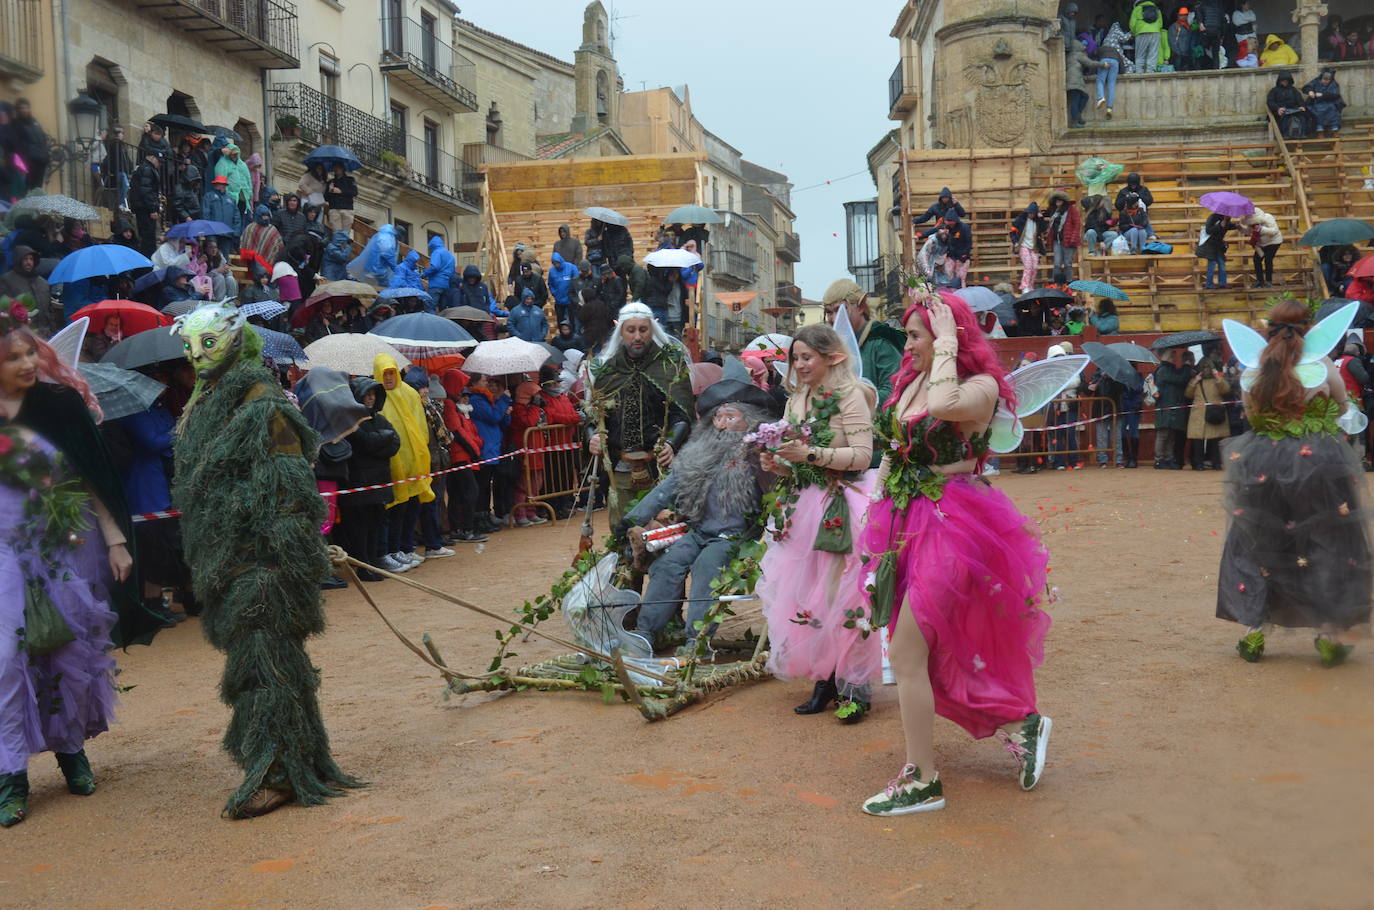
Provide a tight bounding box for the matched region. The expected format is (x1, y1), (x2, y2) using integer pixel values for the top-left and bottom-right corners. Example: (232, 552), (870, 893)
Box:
(159, 298), (201, 318)
(1068, 279), (1129, 301)
(644, 248), (703, 268)
(1106, 341), (1158, 364)
(12, 194), (101, 221)
(689, 361), (723, 395)
(239, 299), (288, 321)
(1150, 330), (1219, 351)
(100, 327), (186, 369)
(440, 305), (495, 323)
(540, 342), (565, 364)
(1349, 253), (1374, 280)
(663, 204), (723, 225)
(463, 337), (549, 375)
(368, 312), (477, 356)
(955, 286), (1002, 313)
(377, 286), (434, 304)
(309, 280), (379, 304)
(1314, 297), (1373, 327)
(149, 113), (206, 132)
(252, 326), (309, 363)
(165, 219), (233, 240)
(744, 332), (792, 355)
(302, 334), (410, 375)
(71, 300), (171, 336)
(1017, 288), (1073, 303)
(204, 125), (242, 142)
(77, 363), (166, 420)
(303, 145), (362, 172)
(1198, 191), (1254, 218)
(131, 268), (169, 297)
(1081, 341), (1144, 391)
(1298, 219), (1374, 248)
(47, 245), (153, 285)
(582, 206), (630, 227)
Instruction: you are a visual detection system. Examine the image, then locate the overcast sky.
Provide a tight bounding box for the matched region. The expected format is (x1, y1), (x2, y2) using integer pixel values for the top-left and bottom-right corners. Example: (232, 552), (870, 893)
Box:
(462, 0), (898, 299)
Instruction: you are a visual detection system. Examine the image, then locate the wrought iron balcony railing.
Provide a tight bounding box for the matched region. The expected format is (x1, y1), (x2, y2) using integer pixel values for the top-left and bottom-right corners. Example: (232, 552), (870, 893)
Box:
(270, 82), (402, 170)
(380, 16), (478, 113)
(778, 230), (801, 263)
(709, 249), (757, 286)
(0, 0), (42, 81)
(775, 282), (803, 308)
(889, 57), (918, 118)
(132, 0), (299, 68)
(393, 132), (480, 212)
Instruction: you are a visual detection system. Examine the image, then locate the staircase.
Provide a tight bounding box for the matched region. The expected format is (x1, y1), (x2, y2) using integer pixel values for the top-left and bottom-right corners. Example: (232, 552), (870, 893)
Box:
(1289, 119), (1374, 224)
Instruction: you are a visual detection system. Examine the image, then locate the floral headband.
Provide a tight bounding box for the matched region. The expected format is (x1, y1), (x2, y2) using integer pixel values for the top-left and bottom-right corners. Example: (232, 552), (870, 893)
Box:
(0, 299), (31, 336)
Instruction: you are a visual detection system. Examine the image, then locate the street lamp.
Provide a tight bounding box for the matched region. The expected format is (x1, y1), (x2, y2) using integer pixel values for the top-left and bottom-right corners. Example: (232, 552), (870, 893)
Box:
(68, 92), (103, 143)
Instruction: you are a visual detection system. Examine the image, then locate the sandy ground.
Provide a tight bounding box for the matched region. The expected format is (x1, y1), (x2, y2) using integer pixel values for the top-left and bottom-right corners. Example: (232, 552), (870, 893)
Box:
(4, 468), (1373, 910)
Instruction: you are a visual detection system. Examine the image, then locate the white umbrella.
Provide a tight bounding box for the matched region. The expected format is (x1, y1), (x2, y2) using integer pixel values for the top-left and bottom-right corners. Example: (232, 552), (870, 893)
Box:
(302, 333), (411, 376)
(582, 206), (630, 227)
(956, 286), (1002, 313)
(463, 337), (549, 375)
(239, 300), (288, 320)
(645, 248), (703, 268)
(743, 332), (792, 354)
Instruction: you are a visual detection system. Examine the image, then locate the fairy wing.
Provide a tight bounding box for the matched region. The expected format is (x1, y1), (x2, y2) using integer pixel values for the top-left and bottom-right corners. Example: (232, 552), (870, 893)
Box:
(47, 317), (89, 369)
(1300, 301), (1359, 365)
(1222, 318), (1267, 390)
(988, 354), (1091, 453)
(1338, 400), (1370, 436)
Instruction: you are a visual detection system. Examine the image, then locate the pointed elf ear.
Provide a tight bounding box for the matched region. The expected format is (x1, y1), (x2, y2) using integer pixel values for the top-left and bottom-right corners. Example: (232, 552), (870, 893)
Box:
(827, 350), (848, 367)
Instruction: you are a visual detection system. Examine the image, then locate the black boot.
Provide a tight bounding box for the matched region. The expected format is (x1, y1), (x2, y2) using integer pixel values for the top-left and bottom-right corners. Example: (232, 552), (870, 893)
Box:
(794, 677), (837, 715)
(56, 750), (96, 796)
(0, 772), (29, 827)
(1125, 437), (1138, 468)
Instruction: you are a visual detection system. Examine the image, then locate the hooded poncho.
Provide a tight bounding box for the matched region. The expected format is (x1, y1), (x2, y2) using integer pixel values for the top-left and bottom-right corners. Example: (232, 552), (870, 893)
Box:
(372, 353), (434, 505)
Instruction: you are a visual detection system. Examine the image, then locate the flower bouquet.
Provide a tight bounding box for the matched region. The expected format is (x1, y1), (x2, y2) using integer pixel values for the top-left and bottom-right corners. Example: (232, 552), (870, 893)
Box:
(742, 418), (811, 452)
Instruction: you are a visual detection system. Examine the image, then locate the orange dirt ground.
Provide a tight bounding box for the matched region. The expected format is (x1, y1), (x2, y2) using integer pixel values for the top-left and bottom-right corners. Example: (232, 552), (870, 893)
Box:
(4, 469), (1372, 909)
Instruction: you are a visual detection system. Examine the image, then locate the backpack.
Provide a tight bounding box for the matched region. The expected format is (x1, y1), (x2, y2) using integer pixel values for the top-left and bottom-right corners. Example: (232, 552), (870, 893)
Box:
(1141, 3), (1159, 24)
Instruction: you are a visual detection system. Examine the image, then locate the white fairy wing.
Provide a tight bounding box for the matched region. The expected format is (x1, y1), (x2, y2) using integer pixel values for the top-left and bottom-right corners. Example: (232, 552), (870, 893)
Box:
(48, 317), (89, 369)
(988, 354), (1090, 454)
(832, 303), (864, 365)
(1301, 301), (1360, 365)
(1338, 401), (1369, 435)
(988, 409), (1024, 454)
(1222, 319), (1267, 371)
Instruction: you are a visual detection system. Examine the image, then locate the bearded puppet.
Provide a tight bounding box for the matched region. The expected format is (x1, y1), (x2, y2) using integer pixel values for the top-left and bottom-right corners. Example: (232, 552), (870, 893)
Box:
(170, 303), (362, 819)
(616, 359), (779, 654)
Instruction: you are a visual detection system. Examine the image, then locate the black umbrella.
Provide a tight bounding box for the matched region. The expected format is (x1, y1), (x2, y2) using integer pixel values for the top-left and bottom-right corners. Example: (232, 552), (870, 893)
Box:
(204, 125), (242, 142)
(1298, 219), (1374, 248)
(1150, 330), (1220, 351)
(1016, 288), (1073, 304)
(1314, 297), (1373, 327)
(101, 328), (185, 369)
(1082, 341), (1144, 391)
(149, 113), (207, 133)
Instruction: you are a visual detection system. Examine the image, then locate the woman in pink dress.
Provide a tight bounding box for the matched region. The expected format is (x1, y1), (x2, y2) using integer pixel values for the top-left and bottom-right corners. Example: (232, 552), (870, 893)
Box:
(859, 290), (1052, 817)
(757, 324), (880, 723)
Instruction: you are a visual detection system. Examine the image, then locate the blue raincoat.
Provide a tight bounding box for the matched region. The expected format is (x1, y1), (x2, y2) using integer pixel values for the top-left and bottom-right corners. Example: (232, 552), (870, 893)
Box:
(347, 224), (398, 284)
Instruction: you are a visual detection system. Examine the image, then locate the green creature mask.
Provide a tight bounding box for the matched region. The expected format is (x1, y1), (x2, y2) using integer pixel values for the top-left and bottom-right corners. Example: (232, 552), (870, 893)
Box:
(173, 302), (248, 383)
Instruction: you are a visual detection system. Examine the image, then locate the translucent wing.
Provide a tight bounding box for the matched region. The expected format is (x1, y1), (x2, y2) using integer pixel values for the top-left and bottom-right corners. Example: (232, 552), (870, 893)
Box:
(47, 317), (88, 369)
(832, 304), (863, 366)
(1010, 354), (1090, 417)
(1300, 301), (1359, 364)
(1222, 319), (1267, 371)
(1338, 401), (1369, 436)
(987, 408), (1025, 454)
(1296, 361), (1329, 389)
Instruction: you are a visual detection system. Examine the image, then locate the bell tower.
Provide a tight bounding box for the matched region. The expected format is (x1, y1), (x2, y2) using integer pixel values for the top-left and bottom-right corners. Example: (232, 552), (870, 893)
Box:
(571, 1), (619, 134)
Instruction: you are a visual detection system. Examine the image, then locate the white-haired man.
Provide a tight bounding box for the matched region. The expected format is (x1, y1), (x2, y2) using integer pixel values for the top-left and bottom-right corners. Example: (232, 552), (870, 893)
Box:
(589, 302), (696, 526)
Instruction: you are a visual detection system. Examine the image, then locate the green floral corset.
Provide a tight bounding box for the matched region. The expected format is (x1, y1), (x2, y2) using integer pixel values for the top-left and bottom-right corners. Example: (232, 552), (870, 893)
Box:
(1248, 396), (1342, 440)
(875, 408), (991, 508)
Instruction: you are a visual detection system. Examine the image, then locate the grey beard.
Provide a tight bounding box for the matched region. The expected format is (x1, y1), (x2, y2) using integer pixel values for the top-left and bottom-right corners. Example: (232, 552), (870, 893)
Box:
(671, 421), (762, 525)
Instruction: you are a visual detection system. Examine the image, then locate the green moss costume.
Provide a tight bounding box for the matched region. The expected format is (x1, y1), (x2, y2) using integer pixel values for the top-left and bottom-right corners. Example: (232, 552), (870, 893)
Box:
(171, 309), (361, 818)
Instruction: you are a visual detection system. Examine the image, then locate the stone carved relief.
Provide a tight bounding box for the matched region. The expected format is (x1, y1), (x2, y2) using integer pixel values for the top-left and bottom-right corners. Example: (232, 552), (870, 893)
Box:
(961, 41), (1041, 147)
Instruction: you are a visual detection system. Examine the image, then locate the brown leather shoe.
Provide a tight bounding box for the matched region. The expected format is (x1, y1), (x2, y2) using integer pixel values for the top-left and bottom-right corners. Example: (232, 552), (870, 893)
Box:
(228, 787), (293, 819)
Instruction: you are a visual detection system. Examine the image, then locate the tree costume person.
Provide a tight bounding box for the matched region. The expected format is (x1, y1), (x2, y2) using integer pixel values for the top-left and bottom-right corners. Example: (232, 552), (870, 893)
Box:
(170, 303), (362, 818)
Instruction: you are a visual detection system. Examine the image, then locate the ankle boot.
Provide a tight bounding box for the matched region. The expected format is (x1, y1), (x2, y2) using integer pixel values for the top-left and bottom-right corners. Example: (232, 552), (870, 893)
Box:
(0, 772), (29, 827)
(794, 676), (838, 715)
(56, 750), (96, 796)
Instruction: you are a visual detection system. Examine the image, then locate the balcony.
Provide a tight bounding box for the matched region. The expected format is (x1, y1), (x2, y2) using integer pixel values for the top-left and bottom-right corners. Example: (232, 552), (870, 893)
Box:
(709, 249), (756, 287)
(888, 57), (918, 119)
(775, 282), (803, 308)
(0, 0), (42, 81)
(380, 17), (478, 113)
(131, 0), (299, 68)
(392, 132), (480, 213)
(777, 230), (801, 264)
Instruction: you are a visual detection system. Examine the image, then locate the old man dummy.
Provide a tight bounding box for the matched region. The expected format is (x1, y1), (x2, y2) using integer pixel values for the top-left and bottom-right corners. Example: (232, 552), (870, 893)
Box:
(589, 301), (695, 526)
(616, 359), (779, 654)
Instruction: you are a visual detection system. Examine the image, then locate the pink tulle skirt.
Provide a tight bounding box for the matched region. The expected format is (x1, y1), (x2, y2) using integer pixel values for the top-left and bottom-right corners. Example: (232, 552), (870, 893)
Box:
(861, 475), (1051, 738)
(759, 477), (881, 699)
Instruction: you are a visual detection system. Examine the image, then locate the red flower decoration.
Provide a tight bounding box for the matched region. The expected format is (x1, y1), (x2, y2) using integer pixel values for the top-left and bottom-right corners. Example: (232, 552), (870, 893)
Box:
(1299, 445), (1313, 457)
(1238, 583), (1246, 593)
(0, 434), (12, 456)
(5, 301), (28, 324)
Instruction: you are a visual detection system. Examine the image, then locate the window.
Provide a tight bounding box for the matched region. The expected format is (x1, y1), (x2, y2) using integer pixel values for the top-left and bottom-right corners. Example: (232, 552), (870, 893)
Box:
(427, 230), (445, 246)
(420, 11), (438, 72)
(319, 52), (340, 100)
(423, 119), (439, 184)
(390, 102), (408, 136)
(711, 177), (719, 209)
(385, 0), (403, 54)
(727, 185), (734, 212)
(394, 219), (412, 246)
(85, 59), (122, 133)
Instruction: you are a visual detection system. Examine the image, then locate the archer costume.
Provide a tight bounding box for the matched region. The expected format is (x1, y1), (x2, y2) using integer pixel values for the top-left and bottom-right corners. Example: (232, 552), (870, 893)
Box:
(171, 304), (361, 818)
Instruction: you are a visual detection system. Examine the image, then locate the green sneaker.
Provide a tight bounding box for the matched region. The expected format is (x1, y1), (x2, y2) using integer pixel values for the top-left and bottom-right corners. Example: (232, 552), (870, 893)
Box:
(1314, 636), (1354, 669)
(0, 772), (29, 827)
(56, 750), (96, 796)
(1000, 713), (1052, 791)
(861, 765), (944, 816)
(1237, 630), (1265, 662)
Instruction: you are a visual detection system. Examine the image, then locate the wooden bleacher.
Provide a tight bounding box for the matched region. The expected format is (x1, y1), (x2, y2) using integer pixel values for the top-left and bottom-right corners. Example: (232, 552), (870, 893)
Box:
(1290, 120), (1374, 224)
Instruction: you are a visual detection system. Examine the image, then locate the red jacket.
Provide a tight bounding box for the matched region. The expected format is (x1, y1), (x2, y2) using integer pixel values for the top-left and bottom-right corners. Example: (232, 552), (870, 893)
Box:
(440, 369), (485, 465)
(508, 380), (545, 470)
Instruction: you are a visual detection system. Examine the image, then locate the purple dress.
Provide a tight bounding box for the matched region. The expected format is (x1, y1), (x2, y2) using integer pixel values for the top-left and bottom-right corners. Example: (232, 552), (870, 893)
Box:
(0, 431), (119, 775)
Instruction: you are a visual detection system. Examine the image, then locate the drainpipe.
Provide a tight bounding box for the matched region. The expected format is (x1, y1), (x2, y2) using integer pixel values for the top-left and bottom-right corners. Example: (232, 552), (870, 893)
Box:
(260, 68), (272, 181)
(54, 0), (72, 193)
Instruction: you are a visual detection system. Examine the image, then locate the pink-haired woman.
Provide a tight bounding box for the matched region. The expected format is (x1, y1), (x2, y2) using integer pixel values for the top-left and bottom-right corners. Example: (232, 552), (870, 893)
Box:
(858, 289), (1053, 817)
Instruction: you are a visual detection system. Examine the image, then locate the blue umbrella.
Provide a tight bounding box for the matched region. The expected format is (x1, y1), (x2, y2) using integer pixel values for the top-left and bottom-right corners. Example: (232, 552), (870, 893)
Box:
(252, 326), (309, 363)
(1068, 279), (1129, 301)
(303, 145), (362, 172)
(377, 286), (433, 303)
(165, 219), (233, 240)
(131, 268), (169, 296)
(47, 245), (152, 285)
(368, 312), (476, 357)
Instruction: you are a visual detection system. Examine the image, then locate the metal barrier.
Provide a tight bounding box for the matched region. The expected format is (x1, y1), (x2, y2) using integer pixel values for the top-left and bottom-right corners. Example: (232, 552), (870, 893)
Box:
(1001, 396), (1121, 468)
(519, 423), (588, 521)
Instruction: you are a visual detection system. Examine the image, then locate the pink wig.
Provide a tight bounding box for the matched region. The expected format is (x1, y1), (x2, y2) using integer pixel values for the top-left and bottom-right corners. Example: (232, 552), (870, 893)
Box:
(0, 326), (103, 421)
(886, 288), (1016, 411)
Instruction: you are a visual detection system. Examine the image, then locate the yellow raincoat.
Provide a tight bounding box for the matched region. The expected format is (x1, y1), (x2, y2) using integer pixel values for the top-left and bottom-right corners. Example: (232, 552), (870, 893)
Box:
(372, 353), (434, 506)
(1260, 35), (1298, 67)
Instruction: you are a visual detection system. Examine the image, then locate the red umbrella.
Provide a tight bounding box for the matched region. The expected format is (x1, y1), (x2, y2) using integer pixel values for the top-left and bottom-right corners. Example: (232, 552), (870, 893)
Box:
(71, 300), (171, 336)
(1349, 253), (1374, 280)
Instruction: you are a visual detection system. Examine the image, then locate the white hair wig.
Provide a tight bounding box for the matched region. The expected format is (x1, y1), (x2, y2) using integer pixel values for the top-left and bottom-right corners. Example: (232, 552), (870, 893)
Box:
(594, 300), (686, 367)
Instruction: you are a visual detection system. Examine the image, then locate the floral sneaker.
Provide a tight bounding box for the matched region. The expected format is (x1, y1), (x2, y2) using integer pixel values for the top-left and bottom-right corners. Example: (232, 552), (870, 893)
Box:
(1237, 629), (1265, 662)
(1314, 636), (1354, 669)
(998, 713), (1052, 791)
(861, 764), (944, 816)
